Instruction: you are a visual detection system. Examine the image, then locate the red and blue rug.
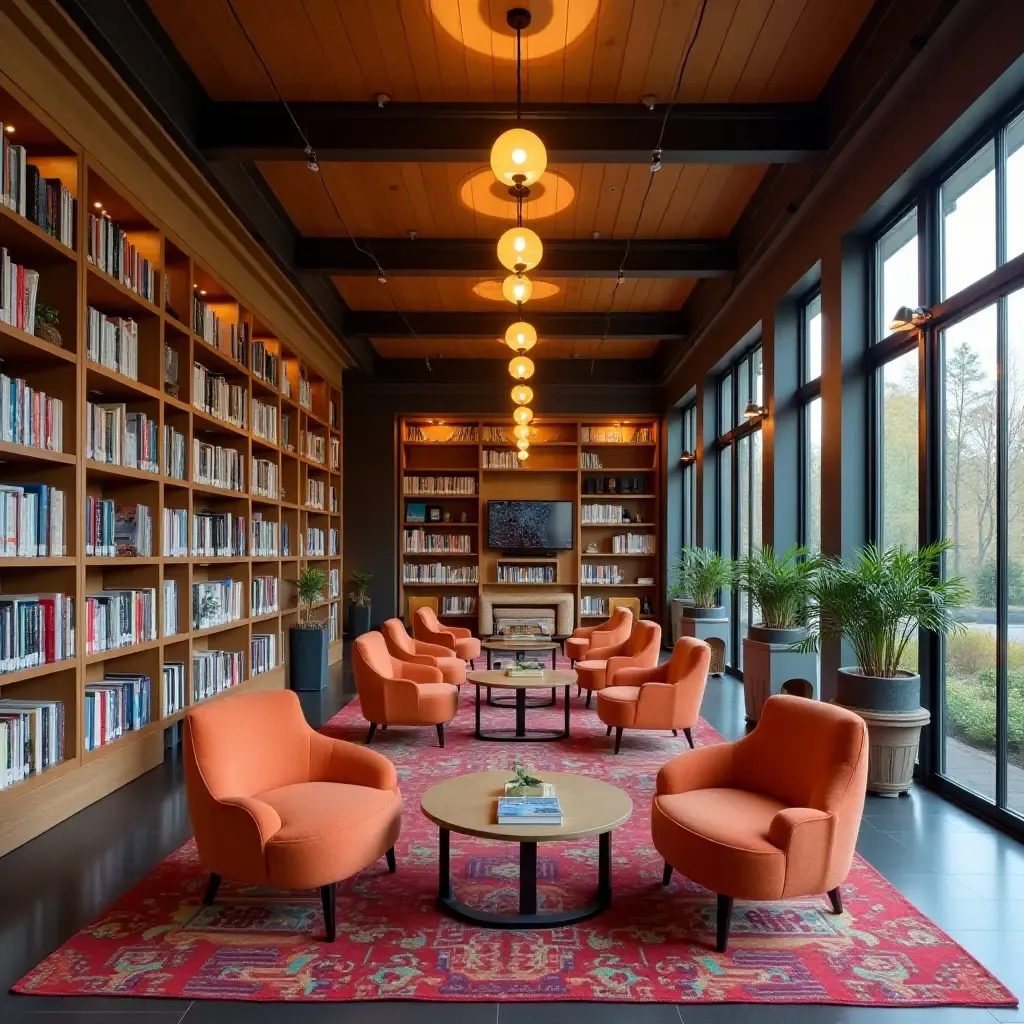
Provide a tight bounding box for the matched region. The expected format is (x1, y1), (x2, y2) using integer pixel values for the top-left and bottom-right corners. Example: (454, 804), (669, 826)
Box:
(13, 667), (1018, 1007)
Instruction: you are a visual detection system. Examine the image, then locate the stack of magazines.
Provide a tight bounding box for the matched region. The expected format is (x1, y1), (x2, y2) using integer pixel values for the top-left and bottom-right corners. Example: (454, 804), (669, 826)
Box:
(497, 777), (562, 825)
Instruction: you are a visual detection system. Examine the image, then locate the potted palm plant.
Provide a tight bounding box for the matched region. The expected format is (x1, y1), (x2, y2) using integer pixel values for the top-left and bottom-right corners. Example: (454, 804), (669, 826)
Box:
(798, 541), (969, 795)
(289, 565), (329, 692)
(738, 545), (821, 722)
(669, 546), (735, 675)
(348, 570), (373, 638)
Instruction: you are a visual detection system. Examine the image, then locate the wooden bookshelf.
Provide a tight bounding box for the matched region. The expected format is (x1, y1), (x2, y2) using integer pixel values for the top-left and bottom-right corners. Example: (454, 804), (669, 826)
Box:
(397, 417), (661, 633)
(0, 79), (343, 856)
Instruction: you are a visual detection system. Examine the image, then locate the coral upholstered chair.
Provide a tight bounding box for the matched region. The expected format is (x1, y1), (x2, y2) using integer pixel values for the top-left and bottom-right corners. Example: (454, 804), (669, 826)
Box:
(183, 689), (401, 943)
(565, 606), (633, 665)
(597, 636), (710, 752)
(652, 694), (869, 952)
(382, 618), (466, 685)
(413, 606), (481, 663)
(352, 631), (459, 747)
(575, 620), (661, 707)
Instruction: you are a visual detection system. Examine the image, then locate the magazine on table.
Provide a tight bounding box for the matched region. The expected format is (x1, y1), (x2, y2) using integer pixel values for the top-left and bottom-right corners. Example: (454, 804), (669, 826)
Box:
(497, 796), (563, 825)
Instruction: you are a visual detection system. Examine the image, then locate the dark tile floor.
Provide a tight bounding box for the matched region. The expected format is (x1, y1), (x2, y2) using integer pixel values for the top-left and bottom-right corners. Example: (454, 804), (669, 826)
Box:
(1, 662), (1022, 1023)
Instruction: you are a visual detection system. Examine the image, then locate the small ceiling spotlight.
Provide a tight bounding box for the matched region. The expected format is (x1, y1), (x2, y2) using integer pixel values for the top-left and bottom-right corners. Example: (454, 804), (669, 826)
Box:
(642, 95), (657, 111)
(650, 148), (663, 173)
(376, 93), (391, 108)
(591, 230), (601, 239)
(889, 305), (934, 331)
(743, 402), (767, 420)
(679, 450), (696, 465)
(378, 273), (387, 285)
(407, 229), (419, 240)
(304, 145), (319, 172)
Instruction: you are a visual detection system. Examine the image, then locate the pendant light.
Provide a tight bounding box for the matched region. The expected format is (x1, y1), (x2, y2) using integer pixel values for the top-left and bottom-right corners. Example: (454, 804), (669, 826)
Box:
(497, 226), (543, 273)
(514, 424), (531, 440)
(517, 449), (529, 461)
(511, 383), (534, 405)
(513, 406), (534, 425)
(509, 354), (535, 380)
(505, 321), (537, 352)
(516, 438), (530, 451)
(502, 273), (533, 305)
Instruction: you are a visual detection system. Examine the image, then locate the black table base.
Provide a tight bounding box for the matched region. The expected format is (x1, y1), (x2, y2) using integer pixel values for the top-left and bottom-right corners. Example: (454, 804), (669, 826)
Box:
(437, 827), (612, 927)
(485, 647), (560, 709)
(475, 683), (571, 742)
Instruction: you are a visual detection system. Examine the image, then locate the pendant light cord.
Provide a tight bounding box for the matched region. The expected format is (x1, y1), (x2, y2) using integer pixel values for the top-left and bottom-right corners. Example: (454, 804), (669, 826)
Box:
(225, 0), (433, 374)
(591, 0), (708, 371)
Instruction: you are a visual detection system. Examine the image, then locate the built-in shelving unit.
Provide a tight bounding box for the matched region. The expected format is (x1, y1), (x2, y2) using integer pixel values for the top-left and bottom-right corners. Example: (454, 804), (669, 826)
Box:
(0, 79), (342, 855)
(397, 417), (660, 631)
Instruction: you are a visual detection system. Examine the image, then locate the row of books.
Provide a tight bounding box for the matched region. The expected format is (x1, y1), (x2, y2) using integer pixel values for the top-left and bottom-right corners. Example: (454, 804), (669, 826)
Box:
(251, 633), (277, 676)
(580, 452), (603, 470)
(302, 430), (326, 465)
(0, 699), (65, 789)
(84, 674), (151, 752)
(330, 484), (338, 513)
(611, 533), (656, 554)
(304, 527), (327, 557)
(581, 475), (649, 494)
(581, 504), (633, 525)
(0, 249), (39, 334)
(164, 424), (187, 479)
(304, 478), (324, 509)
(581, 565), (625, 585)
(441, 596), (476, 615)
(402, 563), (478, 583)
(194, 440), (243, 492)
(84, 499), (152, 557)
(1, 373), (63, 453)
(0, 132), (75, 247)
(87, 307), (138, 380)
(251, 457), (278, 499)
(330, 436), (340, 470)
(193, 649), (242, 701)
(192, 579), (244, 630)
(163, 508), (187, 557)
(0, 593), (75, 673)
(84, 588), (157, 655)
(329, 527), (339, 555)
(193, 362), (247, 429)
(329, 568), (340, 598)
(580, 595), (609, 616)
(87, 213), (157, 303)
(192, 511), (246, 558)
(163, 580), (178, 637)
(251, 515), (279, 557)
(482, 449), (522, 469)
(498, 565), (555, 584)
(281, 412), (293, 451)
(0, 484), (65, 557)
(252, 398), (277, 443)
(251, 576), (278, 617)
(403, 476), (476, 495)
(163, 662), (186, 716)
(329, 398), (339, 429)
(328, 603), (339, 641)
(86, 403), (158, 473)
(251, 341), (278, 386)
(403, 529), (472, 553)
(298, 376), (313, 410)
(580, 425), (653, 444)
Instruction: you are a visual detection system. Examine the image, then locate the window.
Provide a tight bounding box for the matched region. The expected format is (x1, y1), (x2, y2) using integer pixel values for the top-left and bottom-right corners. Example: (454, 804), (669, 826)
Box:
(1008, 112), (1024, 262)
(879, 348), (919, 552)
(877, 209), (919, 339)
(804, 293), (822, 382)
(681, 403), (697, 549)
(942, 142), (996, 299)
(798, 292), (823, 552)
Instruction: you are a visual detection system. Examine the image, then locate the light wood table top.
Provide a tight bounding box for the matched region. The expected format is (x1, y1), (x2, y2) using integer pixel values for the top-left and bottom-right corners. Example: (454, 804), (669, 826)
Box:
(421, 769), (632, 842)
(481, 639), (560, 651)
(467, 669), (576, 690)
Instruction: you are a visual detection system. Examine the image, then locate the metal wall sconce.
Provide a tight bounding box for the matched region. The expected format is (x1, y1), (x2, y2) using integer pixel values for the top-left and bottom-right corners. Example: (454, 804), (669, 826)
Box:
(889, 305), (933, 331)
(679, 450), (696, 465)
(743, 402), (768, 420)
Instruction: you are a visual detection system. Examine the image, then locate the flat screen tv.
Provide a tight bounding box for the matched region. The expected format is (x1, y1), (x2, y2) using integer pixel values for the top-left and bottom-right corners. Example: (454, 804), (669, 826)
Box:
(488, 500), (574, 551)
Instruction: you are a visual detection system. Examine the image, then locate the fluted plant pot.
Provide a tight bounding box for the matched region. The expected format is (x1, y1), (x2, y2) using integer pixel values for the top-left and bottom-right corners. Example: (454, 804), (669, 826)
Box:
(741, 624), (819, 723)
(672, 601), (729, 675)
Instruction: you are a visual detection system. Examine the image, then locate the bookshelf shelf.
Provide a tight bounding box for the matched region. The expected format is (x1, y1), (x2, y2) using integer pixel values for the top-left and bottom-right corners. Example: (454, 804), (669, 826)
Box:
(0, 318), (77, 363)
(85, 556), (159, 566)
(84, 638), (162, 664)
(85, 262), (160, 316)
(0, 757), (78, 805)
(85, 461), (159, 482)
(0, 199), (77, 261)
(84, 361), (161, 401)
(0, 556), (76, 567)
(0, 659), (75, 689)
(191, 618), (251, 639)
(0, 440), (74, 464)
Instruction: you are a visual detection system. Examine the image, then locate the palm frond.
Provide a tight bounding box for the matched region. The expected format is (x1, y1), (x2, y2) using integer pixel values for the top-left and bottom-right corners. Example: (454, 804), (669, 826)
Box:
(669, 546), (735, 608)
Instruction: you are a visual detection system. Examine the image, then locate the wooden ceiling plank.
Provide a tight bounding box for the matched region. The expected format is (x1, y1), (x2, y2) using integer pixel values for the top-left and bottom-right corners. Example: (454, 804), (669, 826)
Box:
(679, 164), (737, 236)
(569, 162), (606, 238)
(393, 0), (445, 101)
(416, 163), (459, 236)
(729, 0), (808, 102)
(760, 0), (844, 101)
(610, 276), (640, 310)
(586, 0), (635, 103)
(578, 276), (604, 312)
(365, 0), (424, 101)
(634, 164), (682, 237)
(610, 162), (655, 238)
(701, 0), (774, 103)
(430, 0), (472, 101)
(397, 163), (438, 236)
(459, 0), (497, 102)
(801, 0), (878, 100)
(522, 0), (569, 103)
(375, 163), (421, 237)
(697, 164), (768, 237)
(675, 0), (741, 103)
(612, 0), (664, 103)
(629, 276), (656, 311)
(591, 164), (630, 237)
(446, 162), (483, 237)
(262, 0), (340, 101)
(560, 0), (601, 103)
(654, 163), (708, 236)
(334, 0), (399, 99)
(487, 0), (518, 103)
(301, 0), (373, 99)
(636, 0), (700, 104)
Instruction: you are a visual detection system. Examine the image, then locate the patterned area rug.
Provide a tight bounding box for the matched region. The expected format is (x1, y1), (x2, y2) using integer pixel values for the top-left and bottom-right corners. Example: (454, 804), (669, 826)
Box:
(13, 664), (1018, 1007)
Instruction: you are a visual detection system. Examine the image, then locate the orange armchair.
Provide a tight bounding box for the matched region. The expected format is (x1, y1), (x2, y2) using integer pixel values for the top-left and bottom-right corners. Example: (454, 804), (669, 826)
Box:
(183, 689), (401, 942)
(413, 606), (481, 663)
(652, 694), (868, 952)
(575, 620), (662, 707)
(352, 631), (460, 747)
(564, 606), (633, 665)
(382, 617), (466, 685)
(598, 636), (710, 752)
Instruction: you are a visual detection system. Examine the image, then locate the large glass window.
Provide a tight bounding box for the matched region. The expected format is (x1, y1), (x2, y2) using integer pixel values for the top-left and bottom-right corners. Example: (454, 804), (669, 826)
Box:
(681, 404), (697, 549)
(877, 209), (919, 339)
(804, 397), (822, 553)
(1008, 286), (1024, 817)
(799, 292), (823, 552)
(1008, 112), (1024, 263)
(942, 142), (996, 299)
(879, 348), (919, 552)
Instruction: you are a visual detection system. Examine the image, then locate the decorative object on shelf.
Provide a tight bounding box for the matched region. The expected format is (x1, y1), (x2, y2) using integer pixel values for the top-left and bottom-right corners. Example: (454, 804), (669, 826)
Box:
(290, 565), (329, 692)
(641, 597), (653, 616)
(347, 569), (373, 641)
(428, 506), (442, 522)
(407, 502), (427, 523)
(460, 512), (468, 523)
(796, 541), (968, 795)
(443, 512), (451, 523)
(33, 302), (62, 347)
(585, 543), (599, 554)
(163, 344), (180, 397)
(669, 546), (735, 675)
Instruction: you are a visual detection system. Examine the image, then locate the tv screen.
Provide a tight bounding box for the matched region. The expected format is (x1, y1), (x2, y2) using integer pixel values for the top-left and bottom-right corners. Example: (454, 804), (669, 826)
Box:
(488, 500), (574, 551)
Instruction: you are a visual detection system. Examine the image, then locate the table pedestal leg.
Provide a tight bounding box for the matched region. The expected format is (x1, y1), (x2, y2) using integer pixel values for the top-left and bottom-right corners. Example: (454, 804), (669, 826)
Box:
(519, 842), (538, 915)
(439, 827), (453, 901)
(598, 831), (611, 907)
(515, 688), (527, 737)
(564, 685), (571, 737)
(475, 684), (481, 737)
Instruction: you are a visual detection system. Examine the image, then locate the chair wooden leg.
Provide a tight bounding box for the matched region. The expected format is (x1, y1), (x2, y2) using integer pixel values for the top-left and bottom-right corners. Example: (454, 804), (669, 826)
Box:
(365, 722), (377, 744)
(586, 691), (592, 708)
(320, 882), (337, 942)
(436, 723), (445, 748)
(672, 729), (678, 736)
(614, 727), (623, 754)
(606, 724), (612, 736)
(716, 894), (734, 953)
(386, 846), (396, 873)
(203, 872), (221, 905)
(662, 862), (673, 886)
(684, 727), (694, 749)
(381, 724), (387, 731)
(576, 684), (581, 696)
(827, 886), (843, 914)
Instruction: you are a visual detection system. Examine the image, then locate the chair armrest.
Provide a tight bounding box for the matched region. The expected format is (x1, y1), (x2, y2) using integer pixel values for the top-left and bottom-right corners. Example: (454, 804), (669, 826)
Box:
(422, 626), (457, 651)
(398, 650), (437, 666)
(446, 625), (472, 639)
(586, 640), (625, 661)
(768, 807), (836, 895)
(414, 640), (453, 658)
(609, 662), (667, 688)
(589, 627), (620, 648)
(219, 795), (282, 846)
(656, 743), (734, 795)
(309, 731), (399, 791)
(396, 661), (444, 684)
(571, 625), (597, 640)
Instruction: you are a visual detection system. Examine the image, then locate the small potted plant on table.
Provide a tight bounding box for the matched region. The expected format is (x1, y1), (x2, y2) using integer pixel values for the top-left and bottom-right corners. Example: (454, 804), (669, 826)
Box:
(738, 545), (821, 722)
(669, 546), (734, 675)
(348, 571), (373, 638)
(798, 541), (969, 796)
(289, 565), (329, 692)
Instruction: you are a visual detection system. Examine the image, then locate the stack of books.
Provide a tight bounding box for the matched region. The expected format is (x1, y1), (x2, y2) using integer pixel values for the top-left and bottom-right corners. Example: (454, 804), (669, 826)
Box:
(0, 699), (65, 787)
(0, 484), (65, 557)
(497, 792), (563, 826)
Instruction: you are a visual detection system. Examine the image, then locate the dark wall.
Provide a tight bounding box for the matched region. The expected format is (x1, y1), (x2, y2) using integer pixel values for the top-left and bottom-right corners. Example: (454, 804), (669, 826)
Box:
(343, 358), (662, 626)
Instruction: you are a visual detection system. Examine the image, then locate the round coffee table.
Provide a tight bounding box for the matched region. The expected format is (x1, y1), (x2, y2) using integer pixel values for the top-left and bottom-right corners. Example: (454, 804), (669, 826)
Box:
(468, 670), (576, 741)
(421, 769), (632, 927)
(480, 640), (561, 708)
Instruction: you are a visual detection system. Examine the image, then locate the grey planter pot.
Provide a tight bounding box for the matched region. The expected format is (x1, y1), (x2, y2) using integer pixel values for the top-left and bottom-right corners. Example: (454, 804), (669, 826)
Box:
(289, 625), (329, 692)
(672, 600), (729, 675)
(741, 625), (819, 723)
(836, 668), (921, 712)
(348, 603), (371, 638)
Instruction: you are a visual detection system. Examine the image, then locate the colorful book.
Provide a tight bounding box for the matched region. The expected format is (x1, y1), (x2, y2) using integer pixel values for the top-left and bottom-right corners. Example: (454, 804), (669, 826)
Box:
(497, 796), (563, 825)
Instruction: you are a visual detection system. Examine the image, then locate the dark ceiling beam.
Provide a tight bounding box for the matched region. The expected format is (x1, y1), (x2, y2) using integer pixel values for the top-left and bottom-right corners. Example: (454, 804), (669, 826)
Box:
(299, 237), (734, 278)
(348, 311), (686, 340)
(199, 102), (826, 164)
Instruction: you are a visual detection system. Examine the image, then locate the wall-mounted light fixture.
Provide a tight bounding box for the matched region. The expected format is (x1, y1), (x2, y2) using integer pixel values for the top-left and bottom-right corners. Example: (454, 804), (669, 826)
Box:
(679, 450), (696, 466)
(743, 402), (768, 420)
(889, 305), (933, 331)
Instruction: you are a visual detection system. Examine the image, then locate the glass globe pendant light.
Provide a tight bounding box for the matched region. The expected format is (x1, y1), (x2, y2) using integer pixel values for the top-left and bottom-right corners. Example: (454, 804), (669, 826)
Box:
(517, 449), (529, 461)
(502, 273), (533, 305)
(516, 438), (530, 451)
(513, 406), (534, 425)
(497, 226), (543, 273)
(514, 423), (531, 440)
(509, 354), (535, 380)
(505, 321), (537, 352)
(511, 383), (533, 405)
